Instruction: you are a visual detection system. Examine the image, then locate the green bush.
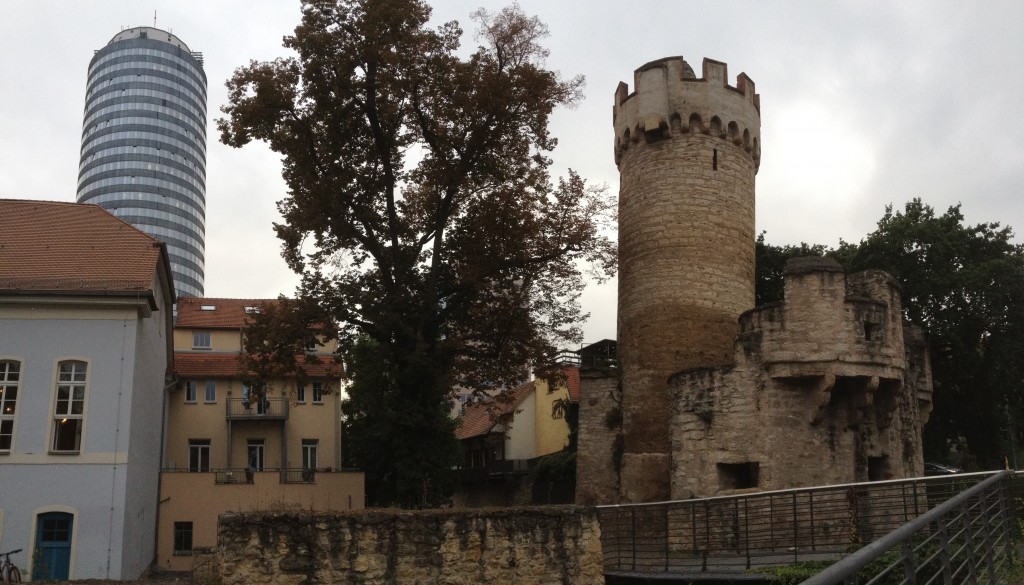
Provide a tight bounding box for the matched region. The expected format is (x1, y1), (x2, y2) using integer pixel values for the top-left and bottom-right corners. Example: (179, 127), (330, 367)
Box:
(757, 561), (832, 585)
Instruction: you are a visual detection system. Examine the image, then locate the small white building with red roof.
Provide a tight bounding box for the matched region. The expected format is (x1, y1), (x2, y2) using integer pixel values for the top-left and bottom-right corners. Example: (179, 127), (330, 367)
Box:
(0, 199), (175, 580)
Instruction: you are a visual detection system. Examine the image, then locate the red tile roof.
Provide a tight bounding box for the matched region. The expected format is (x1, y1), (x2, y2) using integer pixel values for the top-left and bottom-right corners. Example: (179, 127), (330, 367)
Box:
(174, 353), (343, 378)
(565, 367), (580, 403)
(0, 199), (170, 297)
(176, 297), (279, 329)
(455, 381), (535, 440)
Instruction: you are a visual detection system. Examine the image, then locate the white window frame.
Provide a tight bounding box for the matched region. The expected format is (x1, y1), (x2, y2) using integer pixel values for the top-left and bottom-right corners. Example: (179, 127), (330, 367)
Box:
(51, 360), (87, 454)
(312, 382), (324, 404)
(185, 380), (197, 403)
(204, 380), (216, 403)
(188, 439), (210, 472)
(301, 439), (318, 470)
(296, 384), (306, 404)
(247, 439), (265, 470)
(192, 331), (212, 350)
(0, 360), (21, 453)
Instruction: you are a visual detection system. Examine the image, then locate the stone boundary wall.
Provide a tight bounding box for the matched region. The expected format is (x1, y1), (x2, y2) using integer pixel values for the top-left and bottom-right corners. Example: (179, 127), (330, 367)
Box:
(213, 506), (604, 584)
(575, 368), (621, 505)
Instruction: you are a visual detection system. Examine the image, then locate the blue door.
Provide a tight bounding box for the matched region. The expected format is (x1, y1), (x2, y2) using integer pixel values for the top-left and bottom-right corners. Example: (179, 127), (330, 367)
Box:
(34, 512), (73, 580)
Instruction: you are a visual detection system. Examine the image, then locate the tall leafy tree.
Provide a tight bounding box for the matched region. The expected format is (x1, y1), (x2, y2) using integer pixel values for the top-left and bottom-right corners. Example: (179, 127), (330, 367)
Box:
(839, 199), (1024, 466)
(219, 0), (615, 507)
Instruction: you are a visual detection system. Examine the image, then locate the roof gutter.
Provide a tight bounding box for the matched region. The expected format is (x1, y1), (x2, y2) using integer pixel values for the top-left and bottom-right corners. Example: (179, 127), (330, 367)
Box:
(0, 289), (158, 314)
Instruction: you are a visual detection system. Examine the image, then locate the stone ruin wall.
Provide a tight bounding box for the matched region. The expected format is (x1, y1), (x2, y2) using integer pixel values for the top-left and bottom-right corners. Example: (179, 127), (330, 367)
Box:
(614, 55), (761, 502)
(669, 258), (933, 499)
(575, 369), (621, 505)
(210, 507), (604, 585)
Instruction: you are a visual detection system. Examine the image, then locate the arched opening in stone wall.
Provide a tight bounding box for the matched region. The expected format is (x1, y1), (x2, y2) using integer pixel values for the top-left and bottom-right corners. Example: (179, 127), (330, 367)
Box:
(710, 116), (722, 138)
(728, 121), (740, 144)
(689, 113), (703, 134)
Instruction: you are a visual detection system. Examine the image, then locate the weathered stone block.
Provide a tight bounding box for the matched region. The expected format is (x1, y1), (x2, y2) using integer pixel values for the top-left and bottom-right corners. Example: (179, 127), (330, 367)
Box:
(211, 507), (603, 584)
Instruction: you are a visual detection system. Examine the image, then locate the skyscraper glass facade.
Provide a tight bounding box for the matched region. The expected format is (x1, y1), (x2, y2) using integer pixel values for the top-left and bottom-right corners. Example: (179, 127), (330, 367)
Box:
(77, 27), (207, 299)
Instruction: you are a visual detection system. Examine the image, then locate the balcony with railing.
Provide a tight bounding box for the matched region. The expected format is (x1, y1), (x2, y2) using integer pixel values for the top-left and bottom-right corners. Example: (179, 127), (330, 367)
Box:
(206, 467), (325, 484)
(556, 340), (618, 369)
(162, 467), (363, 488)
(225, 397), (288, 420)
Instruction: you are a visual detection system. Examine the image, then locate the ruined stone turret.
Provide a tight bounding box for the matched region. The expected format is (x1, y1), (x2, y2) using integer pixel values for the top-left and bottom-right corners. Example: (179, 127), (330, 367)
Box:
(614, 56), (761, 502)
(670, 258), (933, 498)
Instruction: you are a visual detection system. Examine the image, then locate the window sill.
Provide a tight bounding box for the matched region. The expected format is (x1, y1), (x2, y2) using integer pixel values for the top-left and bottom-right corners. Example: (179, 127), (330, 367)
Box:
(49, 450), (81, 455)
(173, 551), (193, 557)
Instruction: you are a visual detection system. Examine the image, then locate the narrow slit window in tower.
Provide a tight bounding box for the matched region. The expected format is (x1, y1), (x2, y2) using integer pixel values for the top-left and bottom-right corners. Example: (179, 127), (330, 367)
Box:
(712, 149), (718, 170)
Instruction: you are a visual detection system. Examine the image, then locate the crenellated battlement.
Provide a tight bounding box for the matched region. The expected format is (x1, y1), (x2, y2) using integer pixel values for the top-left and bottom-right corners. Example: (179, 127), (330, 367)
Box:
(613, 56), (761, 170)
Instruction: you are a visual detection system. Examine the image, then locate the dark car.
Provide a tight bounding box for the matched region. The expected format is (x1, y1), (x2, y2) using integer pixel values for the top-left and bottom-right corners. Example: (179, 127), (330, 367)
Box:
(924, 462), (962, 476)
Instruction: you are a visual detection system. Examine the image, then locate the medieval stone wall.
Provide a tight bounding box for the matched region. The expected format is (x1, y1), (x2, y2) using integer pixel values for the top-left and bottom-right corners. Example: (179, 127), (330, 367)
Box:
(614, 56), (761, 502)
(669, 258), (932, 499)
(213, 507), (604, 585)
(575, 369), (621, 505)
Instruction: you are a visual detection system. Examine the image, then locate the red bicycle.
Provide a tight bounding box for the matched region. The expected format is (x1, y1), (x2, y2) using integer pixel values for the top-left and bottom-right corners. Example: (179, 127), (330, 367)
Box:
(0, 549), (21, 583)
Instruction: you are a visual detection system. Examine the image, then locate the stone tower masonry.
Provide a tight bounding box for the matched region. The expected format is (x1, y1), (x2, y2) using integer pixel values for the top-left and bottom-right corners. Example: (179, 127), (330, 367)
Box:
(614, 56), (761, 502)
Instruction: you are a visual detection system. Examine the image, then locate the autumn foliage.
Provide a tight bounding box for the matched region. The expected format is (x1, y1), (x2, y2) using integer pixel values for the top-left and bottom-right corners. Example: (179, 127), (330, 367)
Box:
(219, 0), (615, 506)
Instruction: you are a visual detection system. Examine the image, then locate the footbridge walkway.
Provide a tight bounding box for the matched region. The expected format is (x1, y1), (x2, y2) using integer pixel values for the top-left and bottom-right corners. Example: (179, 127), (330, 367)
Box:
(598, 470), (1019, 584)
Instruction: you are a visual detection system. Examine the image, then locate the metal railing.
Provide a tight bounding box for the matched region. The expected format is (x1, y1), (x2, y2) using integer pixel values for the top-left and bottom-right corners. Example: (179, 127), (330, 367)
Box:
(164, 467), (332, 485)
(280, 468), (319, 484)
(801, 470), (1015, 584)
(214, 468), (248, 484)
(598, 471), (1009, 576)
(456, 459), (534, 482)
(225, 397), (289, 419)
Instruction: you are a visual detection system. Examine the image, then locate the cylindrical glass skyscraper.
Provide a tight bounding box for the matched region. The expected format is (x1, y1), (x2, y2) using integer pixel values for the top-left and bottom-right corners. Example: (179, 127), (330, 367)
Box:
(77, 27), (207, 299)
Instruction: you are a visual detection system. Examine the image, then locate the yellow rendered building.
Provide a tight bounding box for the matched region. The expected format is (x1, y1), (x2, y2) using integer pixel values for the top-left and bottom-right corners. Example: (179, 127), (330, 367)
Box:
(156, 298), (364, 571)
(454, 368), (579, 506)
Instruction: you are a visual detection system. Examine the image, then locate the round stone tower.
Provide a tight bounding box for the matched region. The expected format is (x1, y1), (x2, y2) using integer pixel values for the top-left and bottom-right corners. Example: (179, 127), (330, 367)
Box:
(614, 56), (761, 502)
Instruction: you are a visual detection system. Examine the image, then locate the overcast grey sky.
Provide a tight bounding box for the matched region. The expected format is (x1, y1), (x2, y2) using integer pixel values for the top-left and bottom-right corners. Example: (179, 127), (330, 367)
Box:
(2, 1), (1023, 344)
